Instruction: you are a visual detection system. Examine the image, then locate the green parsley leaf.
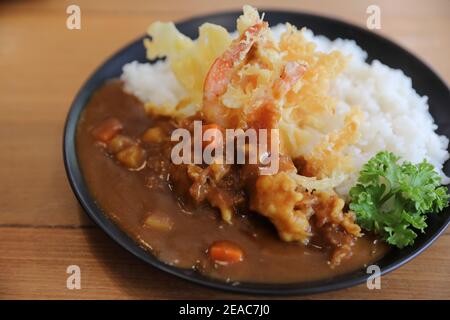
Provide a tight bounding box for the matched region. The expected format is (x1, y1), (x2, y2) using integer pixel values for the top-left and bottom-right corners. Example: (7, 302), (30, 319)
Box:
(349, 151), (449, 248)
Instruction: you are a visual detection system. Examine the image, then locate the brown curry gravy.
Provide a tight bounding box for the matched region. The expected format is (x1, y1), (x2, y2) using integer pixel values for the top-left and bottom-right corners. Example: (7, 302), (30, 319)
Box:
(76, 80), (388, 283)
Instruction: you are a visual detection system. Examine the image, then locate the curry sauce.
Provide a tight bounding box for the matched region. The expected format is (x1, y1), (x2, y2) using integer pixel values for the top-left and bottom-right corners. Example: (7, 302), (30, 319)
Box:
(76, 80), (388, 283)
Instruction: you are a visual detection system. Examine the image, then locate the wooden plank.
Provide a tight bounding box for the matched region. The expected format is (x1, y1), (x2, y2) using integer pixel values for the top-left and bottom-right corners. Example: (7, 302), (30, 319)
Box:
(0, 227), (449, 299)
(0, 12), (160, 226)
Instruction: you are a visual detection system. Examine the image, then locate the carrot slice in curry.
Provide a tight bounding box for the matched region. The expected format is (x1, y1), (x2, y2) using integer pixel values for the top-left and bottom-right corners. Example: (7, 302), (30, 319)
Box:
(209, 240), (244, 265)
(92, 118), (123, 142)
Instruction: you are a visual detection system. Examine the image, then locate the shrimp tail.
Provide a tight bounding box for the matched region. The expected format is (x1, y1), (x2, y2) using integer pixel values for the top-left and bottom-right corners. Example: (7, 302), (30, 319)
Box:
(203, 22), (268, 126)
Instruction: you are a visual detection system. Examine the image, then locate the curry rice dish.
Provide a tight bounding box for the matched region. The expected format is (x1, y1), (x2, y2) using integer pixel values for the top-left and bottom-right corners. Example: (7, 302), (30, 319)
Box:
(76, 6), (449, 283)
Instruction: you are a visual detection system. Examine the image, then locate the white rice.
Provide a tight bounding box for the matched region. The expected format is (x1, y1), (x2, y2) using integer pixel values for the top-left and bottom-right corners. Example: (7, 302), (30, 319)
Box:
(121, 60), (187, 114)
(297, 27), (450, 192)
(121, 24), (449, 193)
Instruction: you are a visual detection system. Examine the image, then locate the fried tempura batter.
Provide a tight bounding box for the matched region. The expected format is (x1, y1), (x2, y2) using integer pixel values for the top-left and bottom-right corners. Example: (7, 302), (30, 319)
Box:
(146, 5), (365, 266)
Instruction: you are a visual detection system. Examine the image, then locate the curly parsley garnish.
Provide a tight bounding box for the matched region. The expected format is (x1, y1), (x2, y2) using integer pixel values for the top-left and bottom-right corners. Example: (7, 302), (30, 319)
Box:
(349, 151), (449, 248)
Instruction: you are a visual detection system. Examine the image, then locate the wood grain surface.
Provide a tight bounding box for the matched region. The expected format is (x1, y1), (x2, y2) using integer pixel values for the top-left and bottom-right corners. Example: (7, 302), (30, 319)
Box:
(0, 0), (449, 299)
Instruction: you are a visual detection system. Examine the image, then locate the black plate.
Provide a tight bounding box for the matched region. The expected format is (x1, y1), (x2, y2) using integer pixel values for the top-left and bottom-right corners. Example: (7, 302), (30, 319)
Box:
(63, 9), (450, 295)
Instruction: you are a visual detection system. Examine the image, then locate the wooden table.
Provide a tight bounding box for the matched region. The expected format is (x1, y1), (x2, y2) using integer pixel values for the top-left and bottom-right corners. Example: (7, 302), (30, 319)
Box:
(1, 0), (449, 299)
